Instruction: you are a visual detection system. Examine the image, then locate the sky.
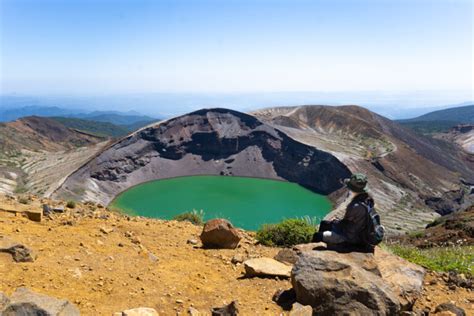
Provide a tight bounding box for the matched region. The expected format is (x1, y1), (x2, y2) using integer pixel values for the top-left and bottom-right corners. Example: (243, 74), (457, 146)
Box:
(0, 0), (473, 105)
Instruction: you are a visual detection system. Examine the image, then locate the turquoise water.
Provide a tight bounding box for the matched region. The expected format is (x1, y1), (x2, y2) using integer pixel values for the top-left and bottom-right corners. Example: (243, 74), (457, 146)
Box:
(110, 175), (332, 230)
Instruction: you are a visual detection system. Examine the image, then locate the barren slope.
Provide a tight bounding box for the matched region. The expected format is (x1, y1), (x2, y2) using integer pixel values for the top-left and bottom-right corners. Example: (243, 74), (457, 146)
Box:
(0, 116), (110, 196)
(253, 105), (474, 233)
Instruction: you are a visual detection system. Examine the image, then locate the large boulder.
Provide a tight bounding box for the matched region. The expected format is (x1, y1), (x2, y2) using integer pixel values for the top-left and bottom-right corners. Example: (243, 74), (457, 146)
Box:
(1, 287), (80, 316)
(0, 236), (37, 262)
(200, 219), (241, 249)
(291, 245), (425, 315)
(375, 247), (425, 310)
(243, 258), (292, 278)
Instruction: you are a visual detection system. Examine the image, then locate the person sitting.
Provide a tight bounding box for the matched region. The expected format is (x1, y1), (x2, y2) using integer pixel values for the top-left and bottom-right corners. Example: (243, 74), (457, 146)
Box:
(312, 173), (382, 251)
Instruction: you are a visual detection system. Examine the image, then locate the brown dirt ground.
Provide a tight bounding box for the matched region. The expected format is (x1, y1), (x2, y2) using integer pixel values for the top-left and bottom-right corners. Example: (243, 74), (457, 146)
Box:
(1, 195), (473, 315)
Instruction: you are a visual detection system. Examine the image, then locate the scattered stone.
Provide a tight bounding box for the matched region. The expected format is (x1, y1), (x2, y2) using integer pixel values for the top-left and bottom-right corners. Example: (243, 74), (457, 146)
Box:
(187, 239), (198, 245)
(42, 204), (52, 215)
(100, 226), (114, 234)
(211, 301), (239, 316)
(0, 235), (37, 262)
(274, 248), (299, 265)
(231, 254), (245, 264)
(114, 307), (159, 316)
(289, 302), (312, 316)
(176, 299), (184, 304)
(434, 303), (466, 316)
(52, 206), (65, 213)
(291, 250), (401, 315)
(243, 257), (292, 278)
(25, 210), (42, 222)
(188, 306), (201, 315)
(272, 289), (296, 310)
(2, 287), (79, 316)
(148, 252), (159, 263)
(200, 219), (241, 249)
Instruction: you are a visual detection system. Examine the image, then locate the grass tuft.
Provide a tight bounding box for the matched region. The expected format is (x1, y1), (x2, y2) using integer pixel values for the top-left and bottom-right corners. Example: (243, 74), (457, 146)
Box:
(383, 243), (473, 277)
(173, 210), (205, 226)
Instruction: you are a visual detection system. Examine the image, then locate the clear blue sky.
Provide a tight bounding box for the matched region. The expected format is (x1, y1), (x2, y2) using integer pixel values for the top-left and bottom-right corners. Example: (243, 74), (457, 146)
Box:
(0, 0), (472, 96)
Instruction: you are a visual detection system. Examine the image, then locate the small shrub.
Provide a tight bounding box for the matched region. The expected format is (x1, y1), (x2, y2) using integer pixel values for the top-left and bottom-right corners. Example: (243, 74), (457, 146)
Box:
(66, 200), (76, 209)
(173, 210), (204, 225)
(256, 218), (317, 247)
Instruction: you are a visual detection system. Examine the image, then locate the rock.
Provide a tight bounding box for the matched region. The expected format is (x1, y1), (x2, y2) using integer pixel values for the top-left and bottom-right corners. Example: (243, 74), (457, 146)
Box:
(289, 302), (312, 316)
(231, 254), (245, 264)
(200, 219), (241, 249)
(52, 206), (65, 213)
(188, 306), (201, 315)
(211, 301), (239, 316)
(434, 303), (466, 316)
(100, 226), (114, 234)
(291, 250), (400, 315)
(374, 247), (426, 310)
(187, 239), (198, 245)
(274, 248), (299, 265)
(114, 307), (159, 316)
(42, 204), (52, 215)
(272, 289), (296, 310)
(0, 236), (37, 262)
(25, 210), (42, 222)
(243, 258), (292, 278)
(2, 287), (79, 316)
(0, 292), (10, 310)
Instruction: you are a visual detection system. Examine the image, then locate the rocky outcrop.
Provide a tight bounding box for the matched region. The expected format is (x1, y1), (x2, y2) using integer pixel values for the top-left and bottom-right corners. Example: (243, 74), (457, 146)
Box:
(243, 258), (292, 278)
(200, 219), (241, 249)
(290, 244), (425, 315)
(1, 287), (80, 316)
(53, 108), (351, 204)
(0, 236), (36, 262)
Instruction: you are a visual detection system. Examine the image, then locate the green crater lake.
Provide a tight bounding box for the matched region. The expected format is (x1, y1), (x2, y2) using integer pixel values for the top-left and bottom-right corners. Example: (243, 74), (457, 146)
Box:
(110, 175), (332, 230)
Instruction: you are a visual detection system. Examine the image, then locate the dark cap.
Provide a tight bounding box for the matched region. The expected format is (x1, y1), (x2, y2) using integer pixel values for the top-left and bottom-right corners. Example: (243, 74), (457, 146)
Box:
(343, 173), (368, 193)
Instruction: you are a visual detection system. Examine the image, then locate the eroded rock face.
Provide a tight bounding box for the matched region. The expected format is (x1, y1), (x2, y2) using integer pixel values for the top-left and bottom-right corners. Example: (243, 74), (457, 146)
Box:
(1, 287), (80, 316)
(200, 219), (241, 249)
(291, 246), (425, 315)
(53, 108), (351, 205)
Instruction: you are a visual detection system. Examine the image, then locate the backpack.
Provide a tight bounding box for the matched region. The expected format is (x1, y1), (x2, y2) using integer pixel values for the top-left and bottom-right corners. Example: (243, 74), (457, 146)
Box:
(360, 197), (385, 246)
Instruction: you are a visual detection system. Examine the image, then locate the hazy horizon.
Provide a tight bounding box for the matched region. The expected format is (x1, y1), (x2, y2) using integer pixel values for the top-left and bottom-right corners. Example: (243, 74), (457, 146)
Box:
(1, 0), (472, 99)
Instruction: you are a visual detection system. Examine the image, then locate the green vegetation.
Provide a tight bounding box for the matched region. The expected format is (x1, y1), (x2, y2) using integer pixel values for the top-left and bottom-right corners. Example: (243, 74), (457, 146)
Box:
(384, 244), (473, 277)
(256, 218), (316, 247)
(172, 210), (205, 225)
(51, 117), (129, 137)
(66, 200), (76, 209)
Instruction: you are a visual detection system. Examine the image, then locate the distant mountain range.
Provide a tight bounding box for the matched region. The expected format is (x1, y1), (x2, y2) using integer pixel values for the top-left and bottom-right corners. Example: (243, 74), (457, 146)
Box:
(398, 104), (474, 135)
(0, 105), (158, 125)
(401, 104), (474, 123)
